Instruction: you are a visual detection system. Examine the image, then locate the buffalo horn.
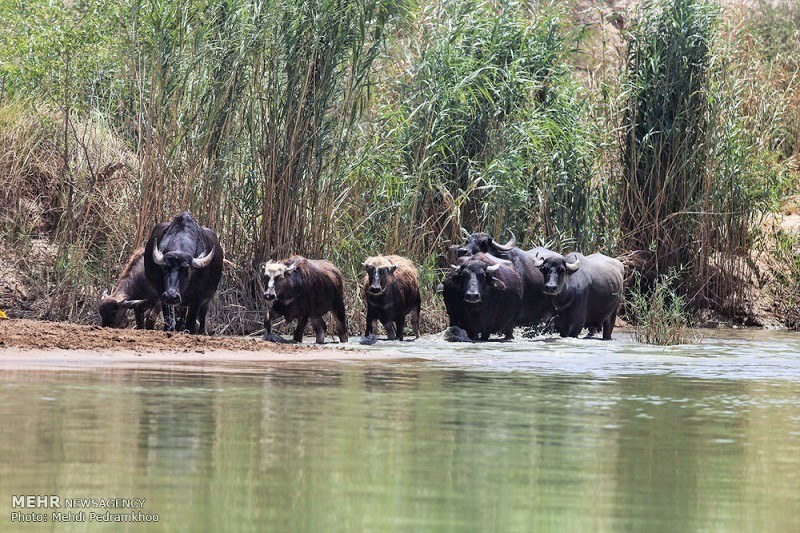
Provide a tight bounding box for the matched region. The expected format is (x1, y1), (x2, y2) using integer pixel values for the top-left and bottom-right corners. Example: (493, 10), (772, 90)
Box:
(492, 229), (516, 251)
(566, 258), (580, 271)
(152, 240), (166, 266)
(533, 255), (545, 268)
(486, 264), (500, 273)
(191, 248), (215, 269)
(461, 228), (471, 239)
(450, 264), (461, 273)
(121, 299), (146, 309)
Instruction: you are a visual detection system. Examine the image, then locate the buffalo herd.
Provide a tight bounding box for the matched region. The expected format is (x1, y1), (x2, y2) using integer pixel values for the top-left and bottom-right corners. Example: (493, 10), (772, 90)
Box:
(99, 212), (624, 343)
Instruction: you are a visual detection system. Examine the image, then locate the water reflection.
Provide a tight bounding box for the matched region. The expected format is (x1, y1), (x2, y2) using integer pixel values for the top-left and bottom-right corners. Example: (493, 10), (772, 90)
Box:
(0, 361), (798, 531)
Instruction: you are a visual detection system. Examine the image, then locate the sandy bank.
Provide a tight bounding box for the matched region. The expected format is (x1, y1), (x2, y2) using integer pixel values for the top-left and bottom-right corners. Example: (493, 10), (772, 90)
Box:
(0, 319), (410, 371)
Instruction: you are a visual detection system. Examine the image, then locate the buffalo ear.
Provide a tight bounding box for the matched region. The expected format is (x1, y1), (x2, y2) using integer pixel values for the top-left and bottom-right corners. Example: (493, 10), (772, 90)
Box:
(491, 278), (507, 290)
(387, 265), (398, 275)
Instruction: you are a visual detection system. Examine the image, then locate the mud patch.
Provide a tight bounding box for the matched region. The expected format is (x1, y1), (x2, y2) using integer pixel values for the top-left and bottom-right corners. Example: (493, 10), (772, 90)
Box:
(0, 318), (315, 353)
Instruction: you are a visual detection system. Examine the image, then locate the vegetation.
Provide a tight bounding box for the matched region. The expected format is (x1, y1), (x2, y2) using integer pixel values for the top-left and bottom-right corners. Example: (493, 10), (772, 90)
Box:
(0, 0), (798, 339)
(627, 271), (691, 345)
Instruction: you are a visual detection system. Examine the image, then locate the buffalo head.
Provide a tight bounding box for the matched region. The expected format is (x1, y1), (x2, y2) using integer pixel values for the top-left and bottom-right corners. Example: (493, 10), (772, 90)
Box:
(98, 290), (147, 328)
(260, 259), (299, 303)
(152, 240), (215, 305)
(533, 253), (580, 296)
(363, 256), (398, 295)
(457, 230), (516, 258)
(448, 260), (504, 304)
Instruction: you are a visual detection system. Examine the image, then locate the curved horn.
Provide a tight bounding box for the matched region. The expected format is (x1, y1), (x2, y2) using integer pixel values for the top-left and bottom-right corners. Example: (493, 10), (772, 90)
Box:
(121, 299), (147, 309)
(450, 264), (461, 273)
(461, 228), (471, 240)
(492, 229), (516, 251)
(533, 255), (545, 268)
(486, 264), (500, 273)
(191, 247), (215, 269)
(565, 257), (580, 271)
(152, 239), (166, 266)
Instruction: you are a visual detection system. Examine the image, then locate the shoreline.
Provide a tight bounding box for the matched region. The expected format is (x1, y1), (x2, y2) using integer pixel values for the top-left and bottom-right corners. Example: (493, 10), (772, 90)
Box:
(0, 346), (415, 373)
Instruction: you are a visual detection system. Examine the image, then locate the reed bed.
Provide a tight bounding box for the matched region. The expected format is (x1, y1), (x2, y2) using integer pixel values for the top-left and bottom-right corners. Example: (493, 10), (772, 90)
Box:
(0, 0), (798, 338)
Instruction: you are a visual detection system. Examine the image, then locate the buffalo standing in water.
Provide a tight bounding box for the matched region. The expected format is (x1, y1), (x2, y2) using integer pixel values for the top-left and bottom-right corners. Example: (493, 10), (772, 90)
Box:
(533, 252), (624, 339)
(453, 231), (557, 330)
(99, 249), (160, 329)
(143, 211), (223, 334)
(362, 255), (421, 343)
(260, 257), (348, 344)
(442, 253), (523, 341)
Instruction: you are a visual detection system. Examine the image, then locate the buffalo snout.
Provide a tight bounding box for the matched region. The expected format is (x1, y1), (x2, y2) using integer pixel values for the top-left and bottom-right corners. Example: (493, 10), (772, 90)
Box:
(368, 285), (382, 294)
(162, 290), (181, 305)
(456, 248), (470, 257)
(464, 292), (481, 304)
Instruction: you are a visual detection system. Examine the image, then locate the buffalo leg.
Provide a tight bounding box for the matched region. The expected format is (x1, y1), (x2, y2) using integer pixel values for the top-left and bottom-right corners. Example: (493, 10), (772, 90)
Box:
(198, 301), (210, 335)
(293, 316), (308, 343)
(263, 310), (273, 334)
(503, 325), (514, 341)
(364, 307), (376, 337)
(603, 310), (617, 340)
(395, 315), (406, 341)
(410, 304), (420, 339)
(332, 296), (348, 343)
(479, 332), (490, 342)
(567, 308), (586, 338)
(311, 317), (327, 344)
(383, 321), (396, 340)
(185, 305), (199, 334)
(134, 308), (146, 330)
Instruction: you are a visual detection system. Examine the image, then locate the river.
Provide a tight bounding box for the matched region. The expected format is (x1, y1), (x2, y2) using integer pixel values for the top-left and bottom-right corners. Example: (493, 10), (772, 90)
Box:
(0, 330), (798, 531)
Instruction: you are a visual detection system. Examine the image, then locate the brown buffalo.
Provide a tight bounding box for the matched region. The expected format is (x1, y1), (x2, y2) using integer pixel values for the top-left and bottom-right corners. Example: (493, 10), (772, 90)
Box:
(362, 255), (421, 343)
(260, 256), (348, 344)
(99, 249), (160, 329)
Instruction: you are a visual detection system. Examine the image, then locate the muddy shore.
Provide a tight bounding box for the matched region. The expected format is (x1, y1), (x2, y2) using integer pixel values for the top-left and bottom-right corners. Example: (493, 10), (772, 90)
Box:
(0, 319), (408, 370)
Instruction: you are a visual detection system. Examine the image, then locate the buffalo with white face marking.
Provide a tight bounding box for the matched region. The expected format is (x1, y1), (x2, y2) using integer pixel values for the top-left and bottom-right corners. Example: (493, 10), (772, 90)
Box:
(454, 230), (558, 329)
(533, 252), (624, 339)
(362, 255), (421, 342)
(260, 257), (348, 344)
(99, 249), (160, 329)
(442, 253), (523, 341)
(143, 211), (223, 334)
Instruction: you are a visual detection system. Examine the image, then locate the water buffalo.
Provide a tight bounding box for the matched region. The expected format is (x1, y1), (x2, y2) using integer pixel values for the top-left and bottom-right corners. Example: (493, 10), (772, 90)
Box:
(362, 255), (421, 343)
(454, 231), (557, 329)
(99, 249), (160, 329)
(260, 257), (348, 344)
(143, 211), (223, 334)
(442, 253), (523, 341)
(533, 252), (624, 339)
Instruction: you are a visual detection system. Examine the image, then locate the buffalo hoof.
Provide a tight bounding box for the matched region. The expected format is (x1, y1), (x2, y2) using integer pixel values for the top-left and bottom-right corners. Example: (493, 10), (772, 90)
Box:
(359, 334), (378, 345)
(443, 326), (472, 342)
(261, 332), (293, 344)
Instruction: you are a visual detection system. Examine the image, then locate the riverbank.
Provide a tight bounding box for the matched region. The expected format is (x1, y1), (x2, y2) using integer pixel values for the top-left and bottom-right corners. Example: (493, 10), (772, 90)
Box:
(0, 319), (411, 371)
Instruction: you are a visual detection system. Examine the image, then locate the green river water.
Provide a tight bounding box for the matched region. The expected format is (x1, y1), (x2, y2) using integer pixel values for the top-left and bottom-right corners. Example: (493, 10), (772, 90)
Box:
(1, 330), (799, 531)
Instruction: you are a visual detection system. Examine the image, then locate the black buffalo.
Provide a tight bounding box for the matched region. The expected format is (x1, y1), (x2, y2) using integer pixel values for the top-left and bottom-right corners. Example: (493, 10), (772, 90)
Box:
(442, 253), (523, 341)
(533, 252), (624, 339)
(260, 257), (348, 344)
(99, 249), (160, 329)
(362, 255), (421, 343)
(143, 211), (224, 334)
(454, 231), (557, 329)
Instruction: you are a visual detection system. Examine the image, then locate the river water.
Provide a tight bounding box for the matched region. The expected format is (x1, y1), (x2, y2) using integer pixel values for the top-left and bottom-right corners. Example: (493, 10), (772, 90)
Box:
(0, 330), (798, 531)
